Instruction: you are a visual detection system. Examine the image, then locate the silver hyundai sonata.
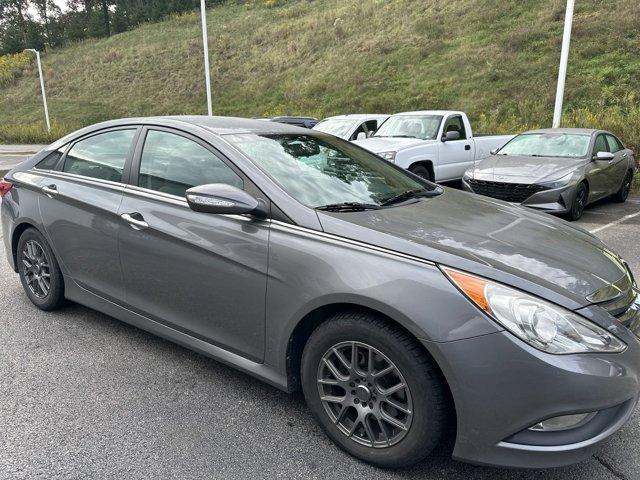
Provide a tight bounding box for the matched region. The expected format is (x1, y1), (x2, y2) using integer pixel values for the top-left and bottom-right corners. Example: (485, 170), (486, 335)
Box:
(462, 128), (636, 221)
(2, 117), (640, 469)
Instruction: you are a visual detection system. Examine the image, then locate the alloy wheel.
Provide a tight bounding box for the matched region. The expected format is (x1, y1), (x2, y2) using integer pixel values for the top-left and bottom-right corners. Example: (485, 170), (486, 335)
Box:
(574, 187), (586, 218)
(21, 240), (51, 299)
(621, 173), (632, 200)
(317, 341), (413, 448)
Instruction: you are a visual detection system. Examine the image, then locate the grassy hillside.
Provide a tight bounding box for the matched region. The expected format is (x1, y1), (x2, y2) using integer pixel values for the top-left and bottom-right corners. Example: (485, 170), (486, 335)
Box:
(1, 0), (640, 155)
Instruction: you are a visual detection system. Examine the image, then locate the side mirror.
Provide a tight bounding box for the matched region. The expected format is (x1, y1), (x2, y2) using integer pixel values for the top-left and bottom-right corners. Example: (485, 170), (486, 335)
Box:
(186, 184), (267, 218)
(490, 148), (500, 155)
(593, 151), (615, 162)
(356, 132), (367, 141)
(442, 131), (461, 142)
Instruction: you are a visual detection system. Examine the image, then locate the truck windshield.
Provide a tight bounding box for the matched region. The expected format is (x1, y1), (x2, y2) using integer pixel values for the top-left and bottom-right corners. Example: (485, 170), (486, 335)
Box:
(373, 115), (442, 140)
(313, 118), (357, 138)
(498, 133), (591, 158)
(226, 133), (435, 209)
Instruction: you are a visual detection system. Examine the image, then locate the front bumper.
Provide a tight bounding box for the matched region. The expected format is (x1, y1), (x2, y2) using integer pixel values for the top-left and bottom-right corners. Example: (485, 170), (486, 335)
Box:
(461, 178), (579, 214)
(422, 307), (640, 468)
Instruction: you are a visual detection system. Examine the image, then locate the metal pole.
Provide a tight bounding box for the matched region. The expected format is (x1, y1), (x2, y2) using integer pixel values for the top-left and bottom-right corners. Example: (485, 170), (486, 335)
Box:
(26, 49), (51, 131)
(552, 0), (575, 128)
(200, 0), (213, 116)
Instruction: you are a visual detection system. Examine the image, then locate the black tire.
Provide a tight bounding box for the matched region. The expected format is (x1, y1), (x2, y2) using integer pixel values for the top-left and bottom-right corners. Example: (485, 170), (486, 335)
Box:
(301, 311), (447, 468)
(613, 171), (633, 203)
(409, 164), (434, 182)
(567, 182), (588, 221)
(16, 228), (65, 311)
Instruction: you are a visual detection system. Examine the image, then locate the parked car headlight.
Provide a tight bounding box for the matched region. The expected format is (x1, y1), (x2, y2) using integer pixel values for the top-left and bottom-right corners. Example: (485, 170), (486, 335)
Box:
(541, 172), (575, 189)
(378, 151), (396, 162)
(443, 267), (626, 354)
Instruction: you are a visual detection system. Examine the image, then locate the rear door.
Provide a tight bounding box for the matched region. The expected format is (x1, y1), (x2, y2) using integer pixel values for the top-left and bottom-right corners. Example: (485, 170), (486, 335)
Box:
(437, 114), (473, 180)
(38, 127), (139, 300)
(588, 133), (615, 200)
(117, 127), (269, 361)
(605, 134), (629, 192)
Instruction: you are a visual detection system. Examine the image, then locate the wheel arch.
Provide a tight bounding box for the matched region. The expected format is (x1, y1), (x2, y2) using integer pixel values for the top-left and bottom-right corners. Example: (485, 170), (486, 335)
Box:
(408, 160), (435, 181)
(10, 221), (40, 273)
(285, 303), (456, 421)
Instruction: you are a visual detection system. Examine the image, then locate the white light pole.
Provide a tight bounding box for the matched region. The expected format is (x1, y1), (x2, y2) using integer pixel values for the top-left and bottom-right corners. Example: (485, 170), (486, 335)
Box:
(25, 48), (51, 132)
(552, 0), (575, 128)
(200, 0), (213, 116)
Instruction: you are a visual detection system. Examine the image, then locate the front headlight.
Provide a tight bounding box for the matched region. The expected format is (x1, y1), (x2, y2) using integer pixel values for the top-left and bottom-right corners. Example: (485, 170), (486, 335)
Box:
(378, 151), (396, 162)
(541, 171), (575, 189)
(443, 267), (626, 354)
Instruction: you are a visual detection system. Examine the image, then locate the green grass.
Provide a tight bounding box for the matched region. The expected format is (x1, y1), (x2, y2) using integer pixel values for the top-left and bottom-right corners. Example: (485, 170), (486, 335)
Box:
(1, 0), (640, 155)
(0, 170), (8, 178)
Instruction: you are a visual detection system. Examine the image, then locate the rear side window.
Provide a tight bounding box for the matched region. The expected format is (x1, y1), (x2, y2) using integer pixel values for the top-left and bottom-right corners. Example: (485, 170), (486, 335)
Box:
(63, 129), (136, 182)
(36, 148), (65, 170)
(138, 130), (243, 198)
(605, 134), (623, 153)
(593, 134), (609, 155)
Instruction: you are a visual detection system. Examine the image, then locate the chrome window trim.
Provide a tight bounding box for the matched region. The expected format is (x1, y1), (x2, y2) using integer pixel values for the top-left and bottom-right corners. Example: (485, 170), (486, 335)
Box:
(30, 169), (126, 193)
(270, 220), (435, 266)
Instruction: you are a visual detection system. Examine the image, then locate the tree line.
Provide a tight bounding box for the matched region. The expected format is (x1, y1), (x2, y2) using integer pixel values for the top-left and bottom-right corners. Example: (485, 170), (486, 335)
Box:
(0, 1), (225, 55)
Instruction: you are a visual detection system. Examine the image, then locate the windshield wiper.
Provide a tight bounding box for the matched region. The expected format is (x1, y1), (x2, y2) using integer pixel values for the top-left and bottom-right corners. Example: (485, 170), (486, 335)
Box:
(380, 187), (443, 206)
(315, 202), (382, 212)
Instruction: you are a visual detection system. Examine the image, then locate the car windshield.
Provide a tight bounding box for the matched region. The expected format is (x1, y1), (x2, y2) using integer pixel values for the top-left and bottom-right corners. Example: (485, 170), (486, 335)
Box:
(226, 133), (433, 208)
(313, 118), (357, 138)
(498, 133), (591, 158)
(373, 115), (442, 140)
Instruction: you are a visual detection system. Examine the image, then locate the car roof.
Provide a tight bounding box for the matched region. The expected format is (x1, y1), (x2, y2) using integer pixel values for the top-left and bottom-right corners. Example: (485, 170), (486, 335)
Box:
(320, 114), (389, 121)
(392, 110), (462, 117)
(522, 127), (600, 135)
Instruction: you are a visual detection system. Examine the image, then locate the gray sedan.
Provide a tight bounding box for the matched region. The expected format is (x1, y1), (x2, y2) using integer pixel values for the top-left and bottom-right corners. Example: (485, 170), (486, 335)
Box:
(462, 128), (636, 220)
(2, 117), (640, 469)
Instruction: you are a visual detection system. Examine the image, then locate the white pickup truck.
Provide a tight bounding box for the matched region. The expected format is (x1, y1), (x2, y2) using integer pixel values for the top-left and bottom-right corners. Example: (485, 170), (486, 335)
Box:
(353, 110), (513, 182)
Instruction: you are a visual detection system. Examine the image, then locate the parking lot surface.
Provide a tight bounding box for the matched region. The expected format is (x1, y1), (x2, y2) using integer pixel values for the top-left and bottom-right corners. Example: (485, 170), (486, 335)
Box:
(0, 196), (638, 480)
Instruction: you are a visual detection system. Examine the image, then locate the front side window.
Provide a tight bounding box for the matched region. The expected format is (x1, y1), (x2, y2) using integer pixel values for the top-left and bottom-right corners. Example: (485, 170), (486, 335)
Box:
(593, 134), (609, 155)
(498, 133), (591, 158)
(443, 116), (467, 139)
(373, 115), (442, 140)
(63, 129), (136, 182)
(139, 130), (243, 197)
(226, 133), (430, 208)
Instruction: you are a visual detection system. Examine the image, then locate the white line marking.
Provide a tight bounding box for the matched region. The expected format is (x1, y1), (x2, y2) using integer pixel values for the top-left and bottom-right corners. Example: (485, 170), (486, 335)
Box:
(589, 211), (640, 234)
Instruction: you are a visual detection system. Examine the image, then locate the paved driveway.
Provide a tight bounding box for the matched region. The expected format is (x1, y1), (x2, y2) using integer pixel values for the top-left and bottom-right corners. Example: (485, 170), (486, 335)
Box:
(0, 198), (638, 479)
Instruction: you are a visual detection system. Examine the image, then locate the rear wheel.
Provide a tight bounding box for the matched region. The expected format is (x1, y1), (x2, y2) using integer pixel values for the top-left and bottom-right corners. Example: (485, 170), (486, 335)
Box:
(301, 312), (447, 468)
(613, 171), (633, 203)
(567, 182), (588, 221)
(409, 164), (434, 182)
(17, 228), (65, 311)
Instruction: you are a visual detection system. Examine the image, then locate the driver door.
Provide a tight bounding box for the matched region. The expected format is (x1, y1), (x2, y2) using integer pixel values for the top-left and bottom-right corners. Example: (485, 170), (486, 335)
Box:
(118, 127), (270, 361)
(438, 115), (473, 181)
(588, 134), (615, 200)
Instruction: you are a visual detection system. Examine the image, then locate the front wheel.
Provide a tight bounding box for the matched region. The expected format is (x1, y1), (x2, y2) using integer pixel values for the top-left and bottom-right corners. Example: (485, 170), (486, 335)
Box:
(301, 312), (447, 468)
(567, 182), (588, 221)
(409, 164), (434, 182)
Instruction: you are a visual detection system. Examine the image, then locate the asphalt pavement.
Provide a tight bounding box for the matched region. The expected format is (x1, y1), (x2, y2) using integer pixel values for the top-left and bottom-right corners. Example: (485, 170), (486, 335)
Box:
(0, 145), (45, 172)
(0, 186), (639, 478)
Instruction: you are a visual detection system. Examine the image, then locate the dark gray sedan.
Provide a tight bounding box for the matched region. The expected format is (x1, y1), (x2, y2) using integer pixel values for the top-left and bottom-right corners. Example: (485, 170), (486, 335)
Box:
(2, 117), (640, 469)
(462, 128), (636, 220)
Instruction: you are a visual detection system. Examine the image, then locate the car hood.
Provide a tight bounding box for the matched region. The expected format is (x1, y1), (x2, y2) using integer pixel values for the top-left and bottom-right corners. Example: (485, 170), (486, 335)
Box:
(353, 136), (431, 153)
(470, 155), (586, 184)
(317, 188), (626, 308)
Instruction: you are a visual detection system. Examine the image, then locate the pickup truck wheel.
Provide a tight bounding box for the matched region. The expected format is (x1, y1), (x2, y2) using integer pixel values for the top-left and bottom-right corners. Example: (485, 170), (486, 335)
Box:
(613, 171), (633, 203)
(409, 165), (433, 182)
(301, 312), (447, 468)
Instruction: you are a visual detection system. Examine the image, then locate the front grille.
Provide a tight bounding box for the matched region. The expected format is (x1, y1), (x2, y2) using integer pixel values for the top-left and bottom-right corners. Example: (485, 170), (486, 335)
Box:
(467, 179), (549, 203)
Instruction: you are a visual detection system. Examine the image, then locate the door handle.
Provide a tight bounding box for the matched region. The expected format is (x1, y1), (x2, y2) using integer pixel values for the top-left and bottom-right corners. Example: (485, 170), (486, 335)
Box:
(42, 184), (58, 198)
(622, 153), (628, 158)
(464, 144), (471, 151)
(121, 213), (149, 231)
